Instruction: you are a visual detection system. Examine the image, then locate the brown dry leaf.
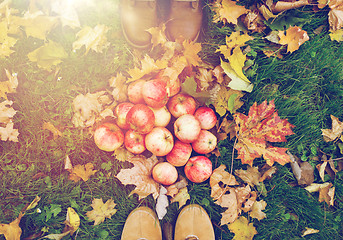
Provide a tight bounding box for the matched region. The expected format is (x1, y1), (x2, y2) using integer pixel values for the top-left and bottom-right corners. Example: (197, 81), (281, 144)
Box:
(328, 0), (343, 31)
(0, 100), (16, 124)
(127, 55), (168, 83)
(166, 176), (188, 198)
(317, 161), (328, 182)
(321, 115), (343, 142)
(212, 0), (249, 25)
(217, 118), (236, 141)
(318, 183), (333, 205)
(215, 188), (239, 225)
(210, 164), (238, 200)
(243, 10), (266, 32)
(116, 155), (160, 200)
(108, 73), (128, 102)
(278, 26), (309, 53)
(305, 182), (335, 206)
(227, 216), (257, 240)
(170, 187), (190, 209)
(235, 166), (260, 187)
(242, 191), (257, 212)
(195, 67), (215, 91)
(68, 163), (97, 182)
(0, 69), (18, 100)
(249, 200), (267, 220)
(86, 198), (117, 226)
(259, 165), (277, 182)
(42, 122), (62, 139)
(235, 185), (252, 207)
(0, 214), (22, 240)
(301, 228), (320, 237)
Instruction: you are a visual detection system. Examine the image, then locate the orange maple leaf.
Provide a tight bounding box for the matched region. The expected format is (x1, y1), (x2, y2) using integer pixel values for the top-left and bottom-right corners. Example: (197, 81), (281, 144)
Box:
(233, 100), (295, 166)
(68, 163), (97, 182)
(278, 26), (309, 53)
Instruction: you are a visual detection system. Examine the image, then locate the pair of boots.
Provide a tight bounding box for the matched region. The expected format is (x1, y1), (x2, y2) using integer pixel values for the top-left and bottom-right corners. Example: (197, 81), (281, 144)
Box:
(120, 0), (203, 49)
(121, 204), (215, 239)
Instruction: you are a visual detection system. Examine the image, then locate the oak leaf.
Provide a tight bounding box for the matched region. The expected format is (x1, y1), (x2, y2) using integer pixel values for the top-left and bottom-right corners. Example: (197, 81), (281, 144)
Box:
(321, 115), (343, 142)
(73, 24), (110, 54)
(86, 198), (117, 225)
(234, 100), (295, 166)
(227, 216), (257, 240)
(68, 163), (97, 182)
(278, 26), (309, 53)
(116, 155), (160, 200)
(212, 0), (249, 25)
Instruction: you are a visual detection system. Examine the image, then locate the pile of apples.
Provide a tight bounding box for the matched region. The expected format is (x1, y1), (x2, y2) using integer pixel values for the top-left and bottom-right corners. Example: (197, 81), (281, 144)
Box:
(93, 78), (218, 185)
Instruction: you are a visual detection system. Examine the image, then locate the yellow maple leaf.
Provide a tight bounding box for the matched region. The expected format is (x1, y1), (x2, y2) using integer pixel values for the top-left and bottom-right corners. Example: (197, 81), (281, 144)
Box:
(27, 41), (68, 71)
(17, 11), (58, 40)
(170, 187), (190, 209)
(228, 216), (258, 240)
(0, 69), (18, 99)
(116, 155), (160, 200)
(228, 47), (250, 82)
(321, 115), (343, 142)
(278, 26), (309, 53)
(127, 55), (168, 83)
(212, 85), (245, 116)
(329, 29), (343, 41)
(68, 163), (97, 182)
(182, 40), (202, 67)
(0, 21), (17, 58)
(217, 31), (254, 59)
(113, 146), (134, 162)
(86, 198), (117, 226)
(147, 24), (168, 47)
(212, 0), (249, 25)
(73, 24), (110, 54)
(108, 73), (128, 102)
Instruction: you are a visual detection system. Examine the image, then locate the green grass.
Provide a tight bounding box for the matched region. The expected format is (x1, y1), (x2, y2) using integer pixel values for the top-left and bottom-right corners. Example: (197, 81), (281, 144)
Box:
(1, 0), (343, 239)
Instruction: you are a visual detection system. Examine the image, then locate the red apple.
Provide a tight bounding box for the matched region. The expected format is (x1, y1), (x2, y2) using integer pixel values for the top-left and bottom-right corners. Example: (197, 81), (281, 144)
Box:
(128, 79), (146, 104)
(166, 140), (192, 167)
(167, 93), (197, 118)
(150, 106), (171, 127)
(184, 156), (212, 183)
(142, 79), (169, 108)
(192, 130), (217, 154)
(145, 127), (174, 156)
(152, 162), (178, 185)
(174, 114), (201, 143)
(126, 104), (155, 134)
(124, 129), (146, 154)
(94, 122), (124, 152)
(168, 77), (181, 97)
(114, 102), (134, 129)
(194, 107), (217, 130)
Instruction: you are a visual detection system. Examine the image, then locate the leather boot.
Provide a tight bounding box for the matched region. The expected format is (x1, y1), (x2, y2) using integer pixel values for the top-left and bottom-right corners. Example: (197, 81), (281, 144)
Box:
(120, 0), (158, 49)
(165, 0), (203, 42)
(174, 204), (215, 240)
(121, 206), (162, 240)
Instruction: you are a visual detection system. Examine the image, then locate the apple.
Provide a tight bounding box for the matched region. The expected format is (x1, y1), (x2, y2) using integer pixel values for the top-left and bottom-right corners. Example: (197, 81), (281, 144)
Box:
(124, 129), (146, 154)
(152, 162), (178, 185)
(150, 106), (171, 127)
(168, 77), (181, 97)
(194, 106), (217, 130)
(192, 130), (217, 154)
(94, 122), (124, 152)
(114, 102), (134, 129)
(174, 114), (201, 143)
(126, 104), (155, 134)
(128, 79), (146, 104)
(142, 79), (169, 108)
(145, 127), (174, 156)
(167, 93), (197, 118)
(166, 140), (192, 167)
(184, 156), (212, 183)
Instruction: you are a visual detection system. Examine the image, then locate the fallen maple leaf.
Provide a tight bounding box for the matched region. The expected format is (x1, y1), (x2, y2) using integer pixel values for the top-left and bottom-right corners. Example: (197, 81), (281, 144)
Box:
(328, 0), (343, 31)
(51, 0), (80, 29)
(27, 41), (68, 71)
(108, 73), (128, 102)
(301, 227), (320, 237)
(116, 155), (160, 200)
(329, 29), (343, 41)
(210, 164), (238, 200)
(113, 146), (134, 162)
(0, 69), (18, 99)
(278, 26), (309, 53)
(147, 24), (168, 47)
(0, 122), (19, 142)
(86, 198), (117, 225)
(166, 176), (188, 198)
(217, 31), (254, 60)
(321, 115), (343, 142)
(0, 100), (16, 124)
(215, 188), (239, 224)
(68, 163), (97, 182)
(249, 200), (267, 220)
(170, 187), (190, 209)
(235, 166), (260, 187)
(73, 24), (110, 54)
(212, 0), (249, 25)
(42, 121), (62, 139)
(233, 99), (295, 166)
(227, 216), (258, 240)
(182, 40), (202, 67)
(0, 21), (18, 58)
(212, 85), (245, 117)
